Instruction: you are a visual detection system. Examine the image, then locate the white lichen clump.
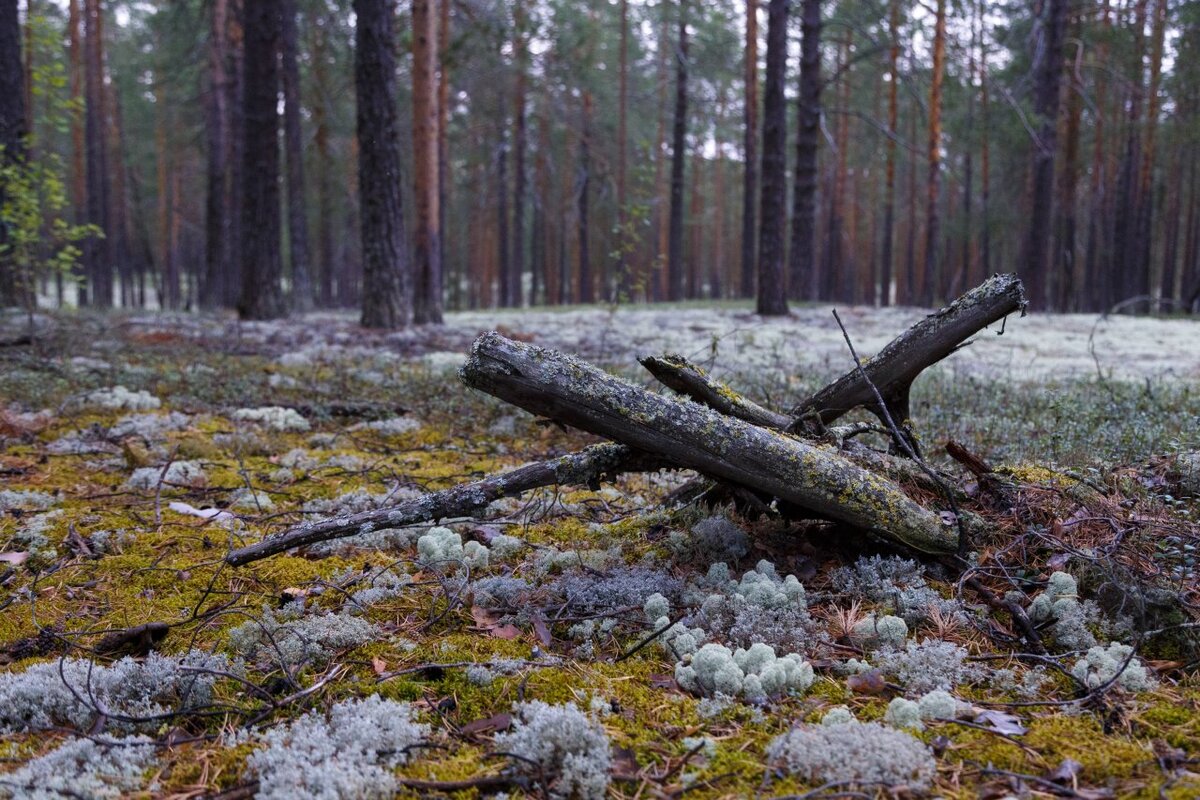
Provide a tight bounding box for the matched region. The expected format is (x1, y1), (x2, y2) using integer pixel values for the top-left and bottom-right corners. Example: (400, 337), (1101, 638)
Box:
(873, 638), (983, 694)
(416, 527), (489, 569)
(643, 593), (671, 622)
(916, 689), (963, 721)
(674, 642), (814, 700)
(1070, 642), (1154, 692)
(349, 417), (421, 435)
(0, 489), (57, 511)
(232, 406), (310, 432)
(0, 652), (233, 734)
(83, 385), (161, 411)
(851, 614), (909, 649)
(1026, 571), (1099, 651)
(493, 701), (612, 800)
(228, 607), (378, 668)
(768, 721), (937, 790)
(229, 488), (275, 513)
(125, 460), (207, 490)
(0, 735), (157, 799)
(247, 695), (428, 800)
(820, 706), (855, 726)
(883, 697), (924, 730)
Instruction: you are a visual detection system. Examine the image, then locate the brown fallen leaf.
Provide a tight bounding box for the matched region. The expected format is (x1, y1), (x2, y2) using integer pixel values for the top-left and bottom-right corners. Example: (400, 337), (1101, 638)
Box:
(371, 657), (388, 675)
(847, 669), (887, 695)
(489, 624), (522, 640)
(530, 612), (553, 646)
(649, 674), (679, 690)
(0, 551), (29, 565)
(460, 712), (512, 736)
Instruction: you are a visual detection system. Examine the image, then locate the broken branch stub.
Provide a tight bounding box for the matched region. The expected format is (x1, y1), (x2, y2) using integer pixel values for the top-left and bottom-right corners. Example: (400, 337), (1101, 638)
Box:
(639, 354), (793, 430)
(788, 273), (1026, 434)
(462, 332), (957, 554)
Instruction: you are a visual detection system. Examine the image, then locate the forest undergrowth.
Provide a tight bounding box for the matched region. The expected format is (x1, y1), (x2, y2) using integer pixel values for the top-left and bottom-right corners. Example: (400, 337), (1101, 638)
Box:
(1, 308), (1200, 799)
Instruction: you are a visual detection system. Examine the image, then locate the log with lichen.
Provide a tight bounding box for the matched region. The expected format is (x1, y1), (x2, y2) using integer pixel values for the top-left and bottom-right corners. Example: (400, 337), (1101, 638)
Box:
(789, 272), (1026, 436)
(461, 332), (958, 554)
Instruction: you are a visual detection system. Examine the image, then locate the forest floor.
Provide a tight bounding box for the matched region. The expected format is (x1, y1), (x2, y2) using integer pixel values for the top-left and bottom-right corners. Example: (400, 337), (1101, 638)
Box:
(2, 304), (1200, 799)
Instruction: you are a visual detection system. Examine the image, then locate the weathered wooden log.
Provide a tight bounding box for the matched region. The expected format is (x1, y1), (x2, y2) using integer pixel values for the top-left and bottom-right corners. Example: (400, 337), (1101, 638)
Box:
(462, 332), (957, 553)
(642, 353), (956, 498)
(226, 444), (660, 566)
(639, 354), (792, 429)
(788, 273), (1026, 434)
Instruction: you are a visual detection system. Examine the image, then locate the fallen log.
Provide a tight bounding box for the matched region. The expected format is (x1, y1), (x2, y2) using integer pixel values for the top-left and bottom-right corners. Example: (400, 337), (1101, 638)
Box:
(788, 273), (1026, 435)
(226, 443), (660, 566)
(462, 332), (957, 554)
(641, 352), (956, 498)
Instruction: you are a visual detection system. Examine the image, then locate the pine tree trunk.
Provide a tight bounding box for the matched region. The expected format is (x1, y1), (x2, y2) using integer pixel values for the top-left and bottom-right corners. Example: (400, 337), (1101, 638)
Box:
(66, 0), (84, 306)
(1054, 12), (1082, 310)
(922, 0), (946, 307)
(0, 0), (27, 308)
(509, 0), (528, 309)
(223, 0), (245, 308)
(1022, 0), (1067, 310)
(652, 0), (670, 302)
(83, 0), (112, 308)
(411, 0), (443, 321)
(281, 0), (313, 312)
(616, 0), (631, 300)
(202, 0), (232, 309)
(666, 0), (689, 303)
(788, 0), (821, 300)
(354, 0), (411, 327)
(1113, 0), (1148, 307)
(880, 0), (900, 307)
(755, 0), (788, 316)
(577, 91), (594, 304)
(237, 0), (285, 319)
(497, 122), (511, 307)
(1139, 0), (1167, 305)
(313, 25), (334, 307)
(740, 0), (758, 300)
(437, 0), (451, 308)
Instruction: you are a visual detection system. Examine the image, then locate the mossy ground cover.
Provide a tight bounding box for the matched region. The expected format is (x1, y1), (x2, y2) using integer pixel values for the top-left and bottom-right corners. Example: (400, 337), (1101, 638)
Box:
(1, 309), (1199, 798)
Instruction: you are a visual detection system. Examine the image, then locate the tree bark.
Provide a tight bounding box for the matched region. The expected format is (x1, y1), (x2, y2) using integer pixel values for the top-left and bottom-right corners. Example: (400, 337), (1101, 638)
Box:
(237, 0), (286, 320)
(788, 273), (1026, 434)
(667, 0), (689, 302)
(740, 0), (758, 300)
(577, 91), (593, 304)
(880, 0), (900, 307)
(202, 0), (233, 310)
(1021, 0), (1067, 310)
(788, 0), (821, 300)
(281, 0), (313, 312)
(412, 0), (443, 322)
(354, 0), (412, 327)
(922, 0), (946, 307)
(616, 0), (631, 300)
(462, 333), (957, 554)
(0, 0), (27, 307)
(83, 0), (112, 308)
(509, 0), (528, 309)
(755, 0), (788, 316)
(437, 0), (451, 307)
(639, 354), (792, 429)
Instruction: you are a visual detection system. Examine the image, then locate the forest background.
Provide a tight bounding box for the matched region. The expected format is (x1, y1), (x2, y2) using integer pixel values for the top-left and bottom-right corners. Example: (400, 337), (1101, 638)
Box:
(0, 0), (1197, 324)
